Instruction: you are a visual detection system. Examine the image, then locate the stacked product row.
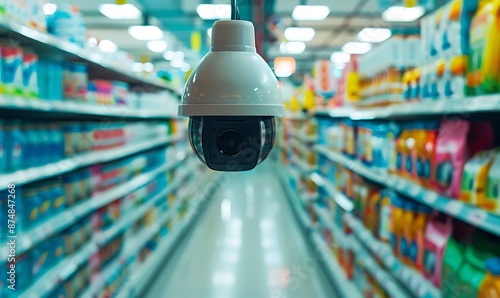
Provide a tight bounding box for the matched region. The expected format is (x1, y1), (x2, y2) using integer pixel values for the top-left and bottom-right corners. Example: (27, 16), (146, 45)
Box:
(332, 0), (500, 107)
(317, 158), (500, 297)
(317, 117), (500, 214)
(0, 120), (176, 173)
(0, 142), (188, 296)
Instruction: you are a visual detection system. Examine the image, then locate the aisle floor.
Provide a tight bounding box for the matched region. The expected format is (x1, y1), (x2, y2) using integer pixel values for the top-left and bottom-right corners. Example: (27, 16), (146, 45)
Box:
(144, 161), (336, 298)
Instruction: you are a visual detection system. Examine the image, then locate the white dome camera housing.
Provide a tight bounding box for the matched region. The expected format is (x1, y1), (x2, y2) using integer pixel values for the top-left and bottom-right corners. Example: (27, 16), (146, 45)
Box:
(179, 20), (286, 172)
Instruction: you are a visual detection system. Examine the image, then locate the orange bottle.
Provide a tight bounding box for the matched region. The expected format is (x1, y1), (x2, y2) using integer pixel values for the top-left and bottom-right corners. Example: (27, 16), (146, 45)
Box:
(401, 200), (417, 265)
(412, 204), (432, 271)
(390, 194), (405, 258)
(479, 258), (500, 298)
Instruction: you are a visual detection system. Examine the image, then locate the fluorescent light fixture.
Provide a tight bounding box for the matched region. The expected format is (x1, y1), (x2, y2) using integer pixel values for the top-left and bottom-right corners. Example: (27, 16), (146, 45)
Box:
(382, 6), (425, 22)
(279, 42), (306, 54)
(98, 4), (142, 20)
(197, 4), (231, 20)
(171, 58), (184, 68)
(358, 28), (392, 43)
(274, 57), (296, 78)
(292, 5), (330, 21)
(284, 27), (315, 42)
(128, 26), (164, 41)
(147, 40), (167, 53)
(87, 37), (98, 48)
(163, 50), (175, 60)
(132, 62), (143, 72)
(99, 39), (118, 53)
(330, 51), (350, 64)
(43, 3), (57, 15)
(341, 42), (372, 55)
(207, 28), (213, 38)
(182, 63), (191, 72)
(143, 62), (154, 73)
(173, 51), (185, 60)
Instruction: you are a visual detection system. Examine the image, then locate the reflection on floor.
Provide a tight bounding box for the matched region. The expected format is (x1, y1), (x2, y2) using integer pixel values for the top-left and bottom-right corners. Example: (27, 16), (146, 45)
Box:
(144, 161), (336, 298)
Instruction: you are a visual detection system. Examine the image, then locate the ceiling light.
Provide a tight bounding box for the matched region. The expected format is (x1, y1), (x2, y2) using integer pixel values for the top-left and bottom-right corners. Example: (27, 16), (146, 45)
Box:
(284, 27), (315, 42)
(43, 3), (57, 15)
(98, 4), (142, 20)
(197, 4), (231, 20)
(279, 42), (306, 54)
(341, 42), (372, 55)
(330, 51), (350, 64)
(147, 40), (167, 53)
(99, 39), (118, 53)
(128, 26), (164, 41)
(163, 50), (175, 60)
(382, 6), (425, 22)
(87, 37), (98, 48)
(334, 63), (346, 70)
(143, 62), (154, 73)
(358, 28), (392, 43)
(132, 62), (143, 72)
(292, 5), (330, 21)
(173, 51), (185, 60)
(171, 58), (184, 68)
(274, 57), (296, 78)
(182, 63), (191, 72)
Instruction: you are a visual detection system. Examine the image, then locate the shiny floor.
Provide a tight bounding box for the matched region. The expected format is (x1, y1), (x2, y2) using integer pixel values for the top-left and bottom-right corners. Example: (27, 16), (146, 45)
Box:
(144, 161), (336, 298)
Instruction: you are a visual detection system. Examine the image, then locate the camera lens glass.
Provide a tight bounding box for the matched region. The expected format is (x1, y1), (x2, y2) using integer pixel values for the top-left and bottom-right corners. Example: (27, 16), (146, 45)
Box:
(217, 130), (244, 156)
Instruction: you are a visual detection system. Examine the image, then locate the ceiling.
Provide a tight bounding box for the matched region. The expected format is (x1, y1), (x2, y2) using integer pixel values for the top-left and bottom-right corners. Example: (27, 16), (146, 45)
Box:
(65, 0), (428, 72)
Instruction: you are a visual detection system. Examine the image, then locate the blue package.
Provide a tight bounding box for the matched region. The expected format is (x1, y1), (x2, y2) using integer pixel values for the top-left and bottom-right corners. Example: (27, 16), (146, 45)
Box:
(15, 253), (33, 291)
(18, 188), (41, 230)
(4, 120), (25, 171)
(372, 122), (390, 169)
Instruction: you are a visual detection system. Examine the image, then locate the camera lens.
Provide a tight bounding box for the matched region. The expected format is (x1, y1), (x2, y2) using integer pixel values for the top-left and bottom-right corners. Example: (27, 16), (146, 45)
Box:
(217, 130), (244, 156)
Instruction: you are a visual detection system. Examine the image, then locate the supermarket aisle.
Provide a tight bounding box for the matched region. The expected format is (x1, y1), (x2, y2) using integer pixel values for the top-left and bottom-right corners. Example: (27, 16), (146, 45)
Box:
(144, 161), (336, 298)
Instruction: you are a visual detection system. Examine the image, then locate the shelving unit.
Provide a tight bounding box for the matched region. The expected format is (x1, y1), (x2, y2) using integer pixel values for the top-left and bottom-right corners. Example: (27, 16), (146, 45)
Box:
(315, 145), (500, 237)
(0, 135), (182, 191)
(18, 160), (197, 298)
(0, 96), (179, 120)
(279, 168), (314, 231)
(0, 17), (180, 93)
(315, 95), (500, 120)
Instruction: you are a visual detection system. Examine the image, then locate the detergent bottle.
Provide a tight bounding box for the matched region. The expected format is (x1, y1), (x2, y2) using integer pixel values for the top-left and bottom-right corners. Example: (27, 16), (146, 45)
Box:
(412, 204), (433, 271)
(390, 194), (405, 258)
(479, 258), (500, 298)
(401, 200), (417, 265)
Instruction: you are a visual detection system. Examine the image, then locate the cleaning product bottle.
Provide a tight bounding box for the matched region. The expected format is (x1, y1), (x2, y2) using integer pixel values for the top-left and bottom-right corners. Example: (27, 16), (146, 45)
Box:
(396, 123), (411, 177)
(418, 121), (440, 189)
(460, 150), (496, 204)
(390, 194), (405, 258)
(467, 0), (500, 95)
(479, 258), (500, 298)
(401, 200), (417, 265)
(484, 150), (500, 214)
(412, 122), (428, 183)
(378, 189), (392, 243)
(423, 213), (453, 287)
(413, 204), (433, 271)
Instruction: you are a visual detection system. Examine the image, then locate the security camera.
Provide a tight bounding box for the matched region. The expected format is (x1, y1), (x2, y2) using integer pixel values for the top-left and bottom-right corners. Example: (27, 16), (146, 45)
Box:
(178, 20), (286, 172)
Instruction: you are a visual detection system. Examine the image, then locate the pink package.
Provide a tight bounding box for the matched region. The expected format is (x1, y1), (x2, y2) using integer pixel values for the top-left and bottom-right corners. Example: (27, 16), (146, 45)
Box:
(435, 120), (470, 198)
(423, 213), (453, 287)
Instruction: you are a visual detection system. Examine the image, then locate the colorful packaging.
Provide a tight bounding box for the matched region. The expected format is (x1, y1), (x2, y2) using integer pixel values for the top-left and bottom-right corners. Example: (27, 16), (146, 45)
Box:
(396, 123), (412, 177)
(442, 55), (468, 99)
(388, 122), (402, 174)
(372, 123), (389, 169)
(390, 193), (405, 257)
(0, 44), (23, 95)
(4, 120), (25, 171)
(460, 150), (496, 204)
(467, 0), (500, 95)
(413, 204), (433, 271)
(479, 258), (500, 298)
(485, 150), (500, 213)
(418, 121), (440, 188)
(435, 120), (470, 198)
(378, 189), (392, 243)
(401, 200), (417, 265)
(342, 119), (357, 158)
(441, 235), (469, 296)
(423, 213), (453, 287)
(22, 51), (38, 98)
(63, 62), (88, 100)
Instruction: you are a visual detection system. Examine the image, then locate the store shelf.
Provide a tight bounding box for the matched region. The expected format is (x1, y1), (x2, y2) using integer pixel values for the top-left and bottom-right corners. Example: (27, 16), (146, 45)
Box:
(0, 96), (179, 120)
(0, 153), (190, 260)
(310, 173), (354, 213)
(116, 172), (220, 298)
(0, 135), (182, 191)
(310, 232), (362, 298)
(313, 205), (343, 237)
(19, 161), (195, 298)
(0, 17), (180, 93)
(291, 156), (317, 176)
(315, 95), (500, 120)
(315, 145), (500, 237)
(279, 167), (314, 230)
(344, 213), (440, 298)
(349, 238), (411, 298)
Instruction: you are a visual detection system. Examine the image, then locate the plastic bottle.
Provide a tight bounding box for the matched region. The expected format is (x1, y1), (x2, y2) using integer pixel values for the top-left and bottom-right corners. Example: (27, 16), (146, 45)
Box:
(378, 189), (392, 243)
(22, 122), (37, 167)
(401, 200), (417, 265)
(412, 204), (432, 271)
(411, 122), (428, 182)
(396, 123), (410, 176)
(419, 121), (440, 188)
(5, 120), (25, 171)
(479, 258), (500, 298)
(390, 194), (405, 257)
(38, 124), (51, 165)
